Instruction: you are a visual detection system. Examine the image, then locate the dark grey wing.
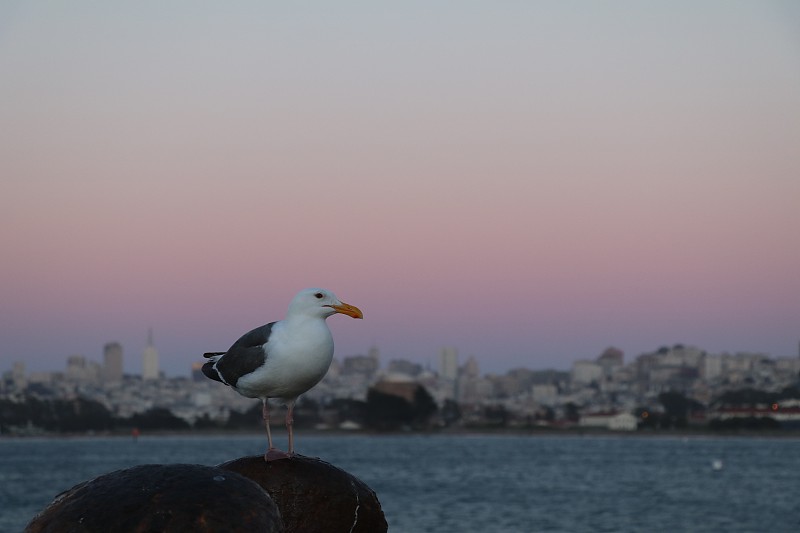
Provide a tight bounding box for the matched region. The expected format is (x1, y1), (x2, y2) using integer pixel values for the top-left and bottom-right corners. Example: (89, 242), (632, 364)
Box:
(230, 323), (275, 351)
(214, 322), (275, 387)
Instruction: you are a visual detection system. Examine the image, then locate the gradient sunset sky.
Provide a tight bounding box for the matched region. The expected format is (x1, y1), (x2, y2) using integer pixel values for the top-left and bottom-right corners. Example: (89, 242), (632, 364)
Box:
(2, 1), (799, 376)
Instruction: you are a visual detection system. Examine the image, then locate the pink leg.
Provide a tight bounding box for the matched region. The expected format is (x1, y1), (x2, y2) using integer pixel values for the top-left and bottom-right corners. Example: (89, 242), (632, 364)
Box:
(286, 401), (296, 455)
(263, 398), (289, 462)
(262, 398), (275, 451)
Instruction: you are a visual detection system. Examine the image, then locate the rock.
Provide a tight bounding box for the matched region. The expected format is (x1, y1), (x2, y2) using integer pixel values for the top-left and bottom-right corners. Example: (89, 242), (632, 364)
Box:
(220, 455), (387, 533)
(25, 464), (283, 533)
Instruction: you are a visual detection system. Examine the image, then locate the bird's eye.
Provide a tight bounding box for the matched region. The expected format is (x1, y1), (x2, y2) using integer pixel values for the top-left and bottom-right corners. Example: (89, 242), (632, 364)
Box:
(314, 292), (324, 299)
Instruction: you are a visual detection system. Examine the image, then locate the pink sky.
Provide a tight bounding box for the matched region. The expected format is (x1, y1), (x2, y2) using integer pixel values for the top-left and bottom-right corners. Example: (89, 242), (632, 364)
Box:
(1, 1), (799, 376)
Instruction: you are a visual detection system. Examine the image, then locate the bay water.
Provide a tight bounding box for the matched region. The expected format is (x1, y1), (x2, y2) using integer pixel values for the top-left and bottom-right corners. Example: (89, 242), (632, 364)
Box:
(1, 433), (798, 532)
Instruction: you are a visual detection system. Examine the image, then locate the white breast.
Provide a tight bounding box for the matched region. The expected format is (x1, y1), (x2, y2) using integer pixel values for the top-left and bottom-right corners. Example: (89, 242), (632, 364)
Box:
(234, 318), (334, 401)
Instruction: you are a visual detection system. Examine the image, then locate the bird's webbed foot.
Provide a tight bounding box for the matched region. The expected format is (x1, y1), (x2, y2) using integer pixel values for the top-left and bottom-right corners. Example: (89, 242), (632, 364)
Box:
(264, 448), (291, 462)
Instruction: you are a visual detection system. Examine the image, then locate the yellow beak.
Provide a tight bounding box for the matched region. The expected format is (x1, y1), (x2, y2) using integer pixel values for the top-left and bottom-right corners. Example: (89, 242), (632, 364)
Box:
(330, 302), (364, 319)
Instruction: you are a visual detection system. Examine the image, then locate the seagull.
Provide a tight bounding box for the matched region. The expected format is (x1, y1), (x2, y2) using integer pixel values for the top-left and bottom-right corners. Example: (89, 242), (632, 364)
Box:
(202, 288), (363, 460)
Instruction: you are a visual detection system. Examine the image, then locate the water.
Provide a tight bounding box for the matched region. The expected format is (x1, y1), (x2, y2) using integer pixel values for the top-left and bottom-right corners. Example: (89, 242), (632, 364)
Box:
(1, 433), (798, 532)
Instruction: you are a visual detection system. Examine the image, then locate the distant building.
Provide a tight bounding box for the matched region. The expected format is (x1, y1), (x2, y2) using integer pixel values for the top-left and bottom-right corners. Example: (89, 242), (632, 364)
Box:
(367, 345), (380, 367)
(703, 354), (723, 381)
(387, 358), (422, 377)
(597, 347), (624, 378)
(608, 413), (638, 431)
(456, 355), (482, 403)
(103, 342), (123, 382)
(66, 355), (99, 382)
(458, 376), (494, 404)
(66, 354), (86, 378)
(12, 361), (26, 388)
(439, 347), (458, 381)
(579, 411), (637, 431)
(776, 357), (800, 375)
(439, 347), (459, 400)
(461, 356), (480, 379)
(142, 329), (160, 380)
(531, 384), (558, 405)
(571, 360), (602, 386)
(342, 352), (379, 376)
(27, 371), (56, 385)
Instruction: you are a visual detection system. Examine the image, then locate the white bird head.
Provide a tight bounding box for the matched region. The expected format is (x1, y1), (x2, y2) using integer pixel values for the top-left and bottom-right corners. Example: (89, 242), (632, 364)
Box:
(287, 288), (364, 320)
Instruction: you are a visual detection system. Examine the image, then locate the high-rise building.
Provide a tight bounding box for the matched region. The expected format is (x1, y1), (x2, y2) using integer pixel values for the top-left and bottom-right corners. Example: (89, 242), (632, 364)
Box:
(439, 347), (458, 381)
(103, 342), (123, 382)
(142, 328), (160, 380)
(439, 347), (459, 400)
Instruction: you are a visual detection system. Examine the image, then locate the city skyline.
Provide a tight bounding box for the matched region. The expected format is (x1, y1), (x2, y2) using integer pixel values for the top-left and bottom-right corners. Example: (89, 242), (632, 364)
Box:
(2, 2), (799, 375)
(5, 335), (799, 379)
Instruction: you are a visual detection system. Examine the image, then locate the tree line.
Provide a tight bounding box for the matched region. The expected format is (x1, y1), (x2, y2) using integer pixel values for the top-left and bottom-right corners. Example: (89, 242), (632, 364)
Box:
(0, 385), (441, 434)
(4, 384), (799, 435)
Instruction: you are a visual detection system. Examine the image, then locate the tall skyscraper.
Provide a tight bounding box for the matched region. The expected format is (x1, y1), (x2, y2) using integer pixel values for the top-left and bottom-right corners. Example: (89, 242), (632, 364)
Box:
(439, 347), (459, 400)
(103, 342), (123, 382)
(439, 347), (458, 381)
(142, 328), (160, 380)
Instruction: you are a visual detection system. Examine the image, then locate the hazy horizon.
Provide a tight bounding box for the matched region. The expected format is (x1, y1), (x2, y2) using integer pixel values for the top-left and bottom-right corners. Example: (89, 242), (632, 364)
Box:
(4, 334), (799, 379)
(2, 1), (799, 376)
